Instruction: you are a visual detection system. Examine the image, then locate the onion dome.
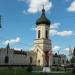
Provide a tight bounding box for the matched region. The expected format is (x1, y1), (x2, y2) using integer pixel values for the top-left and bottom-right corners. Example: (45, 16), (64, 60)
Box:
(36, 8), (50, 25)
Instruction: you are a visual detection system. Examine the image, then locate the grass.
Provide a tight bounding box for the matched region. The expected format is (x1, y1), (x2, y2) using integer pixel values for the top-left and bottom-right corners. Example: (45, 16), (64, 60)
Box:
(0, 67), (74, 75)
(0, 68), (74, 75)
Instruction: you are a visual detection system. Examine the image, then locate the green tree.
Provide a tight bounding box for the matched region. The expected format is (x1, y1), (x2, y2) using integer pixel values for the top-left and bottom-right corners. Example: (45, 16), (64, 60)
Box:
(71, 48), (75, 64)
(73, 48), (75, 56)
(71, 57), (75, 64)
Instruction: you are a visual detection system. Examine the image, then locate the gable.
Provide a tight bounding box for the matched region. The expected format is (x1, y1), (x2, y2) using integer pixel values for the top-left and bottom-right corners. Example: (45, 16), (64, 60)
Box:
(33, 45), (43, 54)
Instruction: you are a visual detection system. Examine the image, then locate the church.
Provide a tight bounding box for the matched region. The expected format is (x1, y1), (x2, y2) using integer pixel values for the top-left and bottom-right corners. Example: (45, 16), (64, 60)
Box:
(0, 8), (66, 66)
(32, 7), (53, 66)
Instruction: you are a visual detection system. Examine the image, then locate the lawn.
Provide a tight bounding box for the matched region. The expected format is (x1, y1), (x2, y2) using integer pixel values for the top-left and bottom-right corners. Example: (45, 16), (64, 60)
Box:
(0, 69), (74, 75)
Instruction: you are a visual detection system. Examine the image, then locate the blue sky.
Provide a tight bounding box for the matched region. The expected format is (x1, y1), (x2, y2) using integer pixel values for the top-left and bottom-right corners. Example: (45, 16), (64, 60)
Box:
(0, 0), (75, 57)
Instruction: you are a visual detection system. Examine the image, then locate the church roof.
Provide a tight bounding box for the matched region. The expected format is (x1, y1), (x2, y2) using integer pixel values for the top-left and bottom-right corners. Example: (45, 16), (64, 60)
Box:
(36, 8), (50, 25)
(53, 53), (61, 58)
(14, 50), (27, 55)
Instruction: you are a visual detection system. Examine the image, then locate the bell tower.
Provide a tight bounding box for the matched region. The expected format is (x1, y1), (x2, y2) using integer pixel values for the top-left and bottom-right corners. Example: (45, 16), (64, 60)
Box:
(33, 7), (52, 67)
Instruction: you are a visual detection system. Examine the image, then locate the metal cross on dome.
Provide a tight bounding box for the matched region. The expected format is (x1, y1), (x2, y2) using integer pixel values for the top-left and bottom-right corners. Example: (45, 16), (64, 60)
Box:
(43, 4), (44, 9)
(42, 4), (45, 11)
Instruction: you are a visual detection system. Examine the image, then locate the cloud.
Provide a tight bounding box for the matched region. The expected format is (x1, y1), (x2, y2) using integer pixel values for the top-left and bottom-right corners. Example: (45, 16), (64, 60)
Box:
(64, 47), (74, 56)
(3, 37), (20, 45)
(64, 47), (74, 52)
(50, 29), (57, 36)
(50, 22), (75, 37)
(50, 23), (61, 30)
(27, 0), (52, 13)
(67, 1), (75, 12)
(52, 45), (61, 54)
(14, 48), (22, 51)
(50, 30), (74, 37)
(64, 48), (70, 51)
(56, 31), (74, 37)
(53, 46), (60, 51)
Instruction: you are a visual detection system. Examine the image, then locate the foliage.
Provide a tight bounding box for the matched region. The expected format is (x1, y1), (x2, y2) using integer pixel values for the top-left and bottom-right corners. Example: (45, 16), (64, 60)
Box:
(26, 65), (33, 72)
(72, 66), (75, 74)
(71, 48), (75, 64)
(0, 69), (74, 75)
(71, 57), (75, 64)
(73, 48), (75, 56)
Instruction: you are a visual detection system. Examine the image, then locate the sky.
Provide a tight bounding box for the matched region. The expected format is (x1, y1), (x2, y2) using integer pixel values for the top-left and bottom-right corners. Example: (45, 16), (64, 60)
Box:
(0, 0), (75, 57)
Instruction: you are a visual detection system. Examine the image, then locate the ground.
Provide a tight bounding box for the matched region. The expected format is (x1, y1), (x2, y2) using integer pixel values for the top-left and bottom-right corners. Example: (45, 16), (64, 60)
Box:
(0, 69), (74, 75)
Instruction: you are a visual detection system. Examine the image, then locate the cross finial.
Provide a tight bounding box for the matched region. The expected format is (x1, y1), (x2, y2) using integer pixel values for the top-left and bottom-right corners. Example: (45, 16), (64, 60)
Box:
(43, 4), (44, 9)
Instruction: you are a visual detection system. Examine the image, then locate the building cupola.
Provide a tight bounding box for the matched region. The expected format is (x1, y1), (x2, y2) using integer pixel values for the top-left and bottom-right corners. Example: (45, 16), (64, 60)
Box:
(36, 7), (50, 25)
(6, 43), (10, 49)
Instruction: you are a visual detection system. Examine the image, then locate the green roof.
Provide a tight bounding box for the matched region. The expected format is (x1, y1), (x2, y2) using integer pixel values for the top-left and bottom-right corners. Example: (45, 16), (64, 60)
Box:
(36, 8), (50, 25)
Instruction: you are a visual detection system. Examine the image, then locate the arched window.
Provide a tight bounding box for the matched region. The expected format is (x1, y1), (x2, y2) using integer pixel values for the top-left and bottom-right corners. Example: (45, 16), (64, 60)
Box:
(46, 30), (48, 38)
(38, 30), (40, 38)
(53, 60), (55, 64)
(38, 60), (40, 66)
(5, 56), (9, 64)
(37, 49), (38, 52)
(30, 56), (33, 65)
(63, 60), (64, 64)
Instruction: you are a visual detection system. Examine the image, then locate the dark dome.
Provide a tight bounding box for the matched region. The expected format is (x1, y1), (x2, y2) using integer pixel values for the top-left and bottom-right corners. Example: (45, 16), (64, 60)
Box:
(36, 8), (50, 25)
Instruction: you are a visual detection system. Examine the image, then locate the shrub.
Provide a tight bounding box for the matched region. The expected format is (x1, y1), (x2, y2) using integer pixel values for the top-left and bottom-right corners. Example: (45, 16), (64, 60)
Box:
(72, 66), (75, 74)
(26, 65), (33, 72)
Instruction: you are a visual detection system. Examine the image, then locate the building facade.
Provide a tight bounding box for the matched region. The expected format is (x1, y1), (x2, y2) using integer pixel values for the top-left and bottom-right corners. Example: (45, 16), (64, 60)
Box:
(0, 44), (66, 66)
(53, 53), (66, 66)
(0, 43), (32, 65)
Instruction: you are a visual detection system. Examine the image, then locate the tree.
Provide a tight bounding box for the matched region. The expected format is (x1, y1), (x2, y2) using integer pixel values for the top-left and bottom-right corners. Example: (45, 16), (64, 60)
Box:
(71, 48), (75, 64)
(66, 59), (69, 64)
(71, 57), (75, 64)
(73, 48), (75, 56)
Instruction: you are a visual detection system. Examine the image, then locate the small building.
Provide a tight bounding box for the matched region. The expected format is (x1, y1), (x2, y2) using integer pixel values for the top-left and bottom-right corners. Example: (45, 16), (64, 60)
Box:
(52, 53), (66, 66)
(0, 43), (33, 65)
